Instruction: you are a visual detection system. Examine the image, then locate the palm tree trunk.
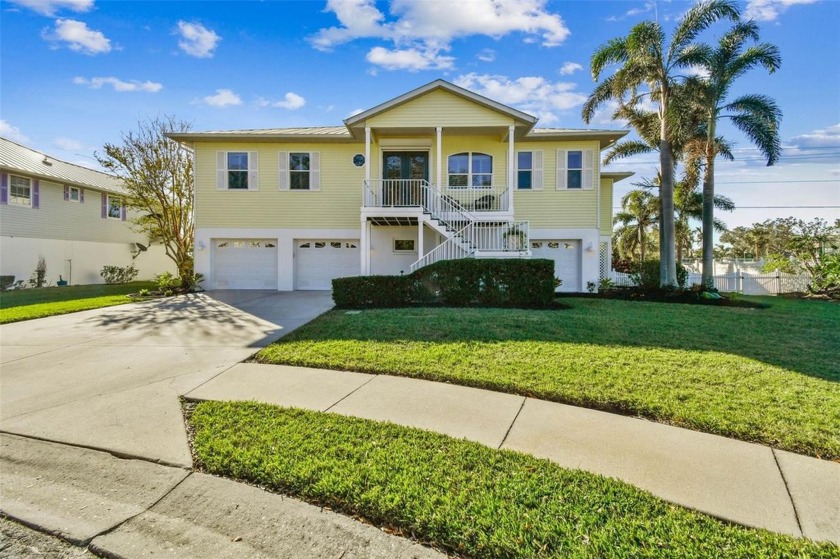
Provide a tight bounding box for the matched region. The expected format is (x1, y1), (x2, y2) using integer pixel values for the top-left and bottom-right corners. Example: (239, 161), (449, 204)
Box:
(659, 140), (677, 287)
(701, 118), (717, 289)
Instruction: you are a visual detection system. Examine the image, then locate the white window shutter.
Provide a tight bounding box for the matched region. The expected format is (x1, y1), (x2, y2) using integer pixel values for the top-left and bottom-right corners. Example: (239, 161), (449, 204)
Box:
(248, 151), (259, 191)
(556, 149), (567, 190)
(216, 152), (226, 190)
(583, 149), (595, 190)
(278, 151), (289, 190)
(533, 150), (544, 190)
(310, 152), (321, 191)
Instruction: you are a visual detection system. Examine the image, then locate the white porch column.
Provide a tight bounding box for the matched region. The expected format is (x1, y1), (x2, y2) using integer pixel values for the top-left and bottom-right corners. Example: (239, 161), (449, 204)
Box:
(417, 218), (424, 260)
(436, 126), (442, 188)
(365, 126), (371, 184)
(508, 125), (515, 212)
(360, 218), (369, 275)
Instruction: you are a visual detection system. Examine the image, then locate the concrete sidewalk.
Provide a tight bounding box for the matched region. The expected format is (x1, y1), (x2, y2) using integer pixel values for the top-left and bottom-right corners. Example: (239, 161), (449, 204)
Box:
(187, 363), (840, 545)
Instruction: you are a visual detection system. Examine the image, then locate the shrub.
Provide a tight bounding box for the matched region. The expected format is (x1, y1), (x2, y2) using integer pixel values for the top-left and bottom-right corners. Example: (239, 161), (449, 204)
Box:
(29, 257), (47, 288)
(332, 275), (423, 308)
(631, 260), (687, 289)
(808, 253), (840, 298)
(101, 264), (139, 284)
(333, 259), (557, 309)
(154, 271), (180, 291)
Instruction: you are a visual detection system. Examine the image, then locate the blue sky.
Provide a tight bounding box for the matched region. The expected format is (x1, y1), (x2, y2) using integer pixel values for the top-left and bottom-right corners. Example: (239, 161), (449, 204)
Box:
(1, 0), (838, 232)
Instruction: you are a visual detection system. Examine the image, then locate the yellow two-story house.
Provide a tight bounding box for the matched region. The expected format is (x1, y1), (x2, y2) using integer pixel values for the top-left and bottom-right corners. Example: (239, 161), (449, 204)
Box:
(171, 80), (631, 292)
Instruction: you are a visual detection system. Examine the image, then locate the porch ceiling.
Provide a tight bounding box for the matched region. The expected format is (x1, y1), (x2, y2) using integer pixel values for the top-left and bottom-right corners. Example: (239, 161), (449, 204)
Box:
(368, 216), (419, 227)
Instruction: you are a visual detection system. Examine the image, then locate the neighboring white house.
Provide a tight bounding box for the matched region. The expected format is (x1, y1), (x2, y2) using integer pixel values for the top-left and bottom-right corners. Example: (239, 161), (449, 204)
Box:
(0, 138), (174, 286)
(170, 80), (632, 292)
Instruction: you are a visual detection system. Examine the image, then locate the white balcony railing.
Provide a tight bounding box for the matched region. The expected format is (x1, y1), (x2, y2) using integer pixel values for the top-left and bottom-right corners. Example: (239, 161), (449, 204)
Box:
(364, 180), (509, 212)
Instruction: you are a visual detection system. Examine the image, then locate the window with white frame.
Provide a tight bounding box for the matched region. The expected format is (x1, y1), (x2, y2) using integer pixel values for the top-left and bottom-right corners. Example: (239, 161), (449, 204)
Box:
(448, 152), (492, 188)
(556, 149), (594, 190)
(290, 153), (311, 190)
(68, 186), (81, 202)
(10, 175), (32, 206)
(393, 239), (416, 252)
(279, 151), (320, 191)
(516, 150), (543, 190)
(227, 152), (249, 189)
(567, 151), (583, 189)
(216, 151), (259, 190)
(107, 195), (122, 219)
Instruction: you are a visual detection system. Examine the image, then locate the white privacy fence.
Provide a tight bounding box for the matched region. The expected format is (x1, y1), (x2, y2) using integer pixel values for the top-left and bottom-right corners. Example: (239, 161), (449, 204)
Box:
(609, 270), (812, 295)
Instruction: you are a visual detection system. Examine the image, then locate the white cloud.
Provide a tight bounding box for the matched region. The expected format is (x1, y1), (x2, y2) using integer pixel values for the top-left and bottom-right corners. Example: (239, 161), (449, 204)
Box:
(744, 0), (817, 21)
(788, 123), (840, 148)
(311, 0), (569, 70)
(477, 48), (496, 62)
(200, 89), (241, 108)
(176, 21), (220, 58)
(454, 73), (588, 124)
(558, 62), (582, 76)
(9, 0), (92, 16)
(366, 46), (454, 71)
(73, 76), (163, 92)
(0, 120), (30, 144)
(605, 1), (654, 22)
(257, 92), (307, 110)
(44, 18), (111, 54)
(54, 137), (83, 151)
(347, 108), (365, 117)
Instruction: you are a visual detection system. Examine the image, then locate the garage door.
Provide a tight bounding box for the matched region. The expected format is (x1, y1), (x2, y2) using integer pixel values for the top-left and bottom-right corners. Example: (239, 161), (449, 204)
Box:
(294, 240), (360, 290)
(214, 239), (278, 289)
(530, 240), (581, 292)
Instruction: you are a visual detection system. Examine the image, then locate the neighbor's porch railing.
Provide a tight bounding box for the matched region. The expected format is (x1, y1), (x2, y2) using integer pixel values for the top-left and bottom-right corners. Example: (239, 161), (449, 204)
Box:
(364, 180), (509, 212)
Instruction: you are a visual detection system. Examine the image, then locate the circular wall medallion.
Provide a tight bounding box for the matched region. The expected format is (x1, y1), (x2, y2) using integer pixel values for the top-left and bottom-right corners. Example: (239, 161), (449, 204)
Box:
(353, 154), (365, 167)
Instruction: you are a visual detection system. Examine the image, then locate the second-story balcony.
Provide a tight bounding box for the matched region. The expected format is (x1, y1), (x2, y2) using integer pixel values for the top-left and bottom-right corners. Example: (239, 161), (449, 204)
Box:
(363, 179), (510, 213)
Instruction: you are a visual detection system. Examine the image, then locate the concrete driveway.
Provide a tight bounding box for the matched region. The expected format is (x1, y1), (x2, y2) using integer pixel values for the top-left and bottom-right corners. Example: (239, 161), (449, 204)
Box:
(0, 290), (334, 467)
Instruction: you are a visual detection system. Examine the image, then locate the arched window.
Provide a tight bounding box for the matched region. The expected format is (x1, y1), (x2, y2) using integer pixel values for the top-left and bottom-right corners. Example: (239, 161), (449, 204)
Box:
(448, 152), (492, 188)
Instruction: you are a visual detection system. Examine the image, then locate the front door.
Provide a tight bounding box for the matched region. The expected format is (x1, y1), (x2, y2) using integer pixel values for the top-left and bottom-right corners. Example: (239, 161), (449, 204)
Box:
(383, 152), (428, 206)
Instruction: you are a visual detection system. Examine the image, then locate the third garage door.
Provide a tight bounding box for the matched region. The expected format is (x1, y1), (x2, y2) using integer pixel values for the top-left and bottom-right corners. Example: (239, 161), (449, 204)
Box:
(530, 240), (581, 292)
(294, 239), (360, 290)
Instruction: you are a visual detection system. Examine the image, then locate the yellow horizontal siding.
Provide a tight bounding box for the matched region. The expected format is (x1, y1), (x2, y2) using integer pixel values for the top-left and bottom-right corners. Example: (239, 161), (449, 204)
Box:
(195, 143), (364, 229)
(513, 141), (601, 228)
(366, 89), (514, 128)
(0, 178), (141, 243)
(600, 178), (614, 235)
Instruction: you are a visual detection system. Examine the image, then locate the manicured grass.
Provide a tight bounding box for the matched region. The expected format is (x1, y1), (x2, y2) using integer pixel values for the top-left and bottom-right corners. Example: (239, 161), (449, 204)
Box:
(189, 401), (837, 559)
(0, 281), (156, 323)
(256, 296), (840, 459)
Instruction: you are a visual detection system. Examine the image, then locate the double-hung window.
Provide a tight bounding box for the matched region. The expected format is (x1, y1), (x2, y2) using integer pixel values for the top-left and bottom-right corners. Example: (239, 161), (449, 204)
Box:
(279, 151), (321, 191)
(516, 150), (543, 190)
(10, 175), (32, 206)
(448, 152), (492, 188)
(107, 195), (123, 219)
(556, 149), (595, 190)
(216, 151), (259, 190)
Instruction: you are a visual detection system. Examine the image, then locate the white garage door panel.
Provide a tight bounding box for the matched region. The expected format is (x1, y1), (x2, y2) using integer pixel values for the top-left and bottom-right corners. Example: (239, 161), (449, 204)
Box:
(214, 239), (278, 290)
(530, 239), (581, 292)
(295, 240), (360, 290)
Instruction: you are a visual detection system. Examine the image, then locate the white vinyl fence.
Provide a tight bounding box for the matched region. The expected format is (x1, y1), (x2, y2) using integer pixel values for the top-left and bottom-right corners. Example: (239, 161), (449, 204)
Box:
(609, 270), (812, 295)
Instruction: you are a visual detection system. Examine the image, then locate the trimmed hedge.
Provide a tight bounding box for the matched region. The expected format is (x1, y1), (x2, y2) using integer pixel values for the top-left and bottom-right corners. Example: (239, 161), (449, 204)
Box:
(332, 258), (557, 309)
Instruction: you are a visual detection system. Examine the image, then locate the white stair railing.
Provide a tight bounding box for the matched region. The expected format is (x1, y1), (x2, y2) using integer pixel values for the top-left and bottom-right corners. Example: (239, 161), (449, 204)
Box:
(410, 222), (475, 272)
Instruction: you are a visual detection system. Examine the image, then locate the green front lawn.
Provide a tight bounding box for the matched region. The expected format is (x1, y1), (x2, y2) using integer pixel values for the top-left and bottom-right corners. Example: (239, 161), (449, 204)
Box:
(0, 281), (155, 324)
(190, 401), (837, 558)
(256, 296), (840, 459)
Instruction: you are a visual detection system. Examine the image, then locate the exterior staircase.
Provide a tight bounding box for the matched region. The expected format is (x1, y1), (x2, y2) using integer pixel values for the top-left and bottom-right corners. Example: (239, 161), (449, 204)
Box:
(362, 179), (528, 272)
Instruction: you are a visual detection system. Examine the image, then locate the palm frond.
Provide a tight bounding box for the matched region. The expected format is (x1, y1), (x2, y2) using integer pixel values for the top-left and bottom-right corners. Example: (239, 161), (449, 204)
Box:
(603, 140), (655, 165)
(669, 0), (740, 63)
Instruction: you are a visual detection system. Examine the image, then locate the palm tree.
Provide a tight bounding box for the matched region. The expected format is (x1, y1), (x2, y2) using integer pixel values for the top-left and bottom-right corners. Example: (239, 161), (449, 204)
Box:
(690, 21), (782, 287)
(583, 0), (740, 287)
(613, 189), (659, 263)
